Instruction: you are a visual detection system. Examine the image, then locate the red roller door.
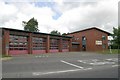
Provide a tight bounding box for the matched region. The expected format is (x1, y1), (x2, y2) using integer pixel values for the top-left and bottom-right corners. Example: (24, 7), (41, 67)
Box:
(50, 38), (59, 53)
(9, 35), (28, 55)
(62, 39), (69, 52)
(32, 37), (46, 54)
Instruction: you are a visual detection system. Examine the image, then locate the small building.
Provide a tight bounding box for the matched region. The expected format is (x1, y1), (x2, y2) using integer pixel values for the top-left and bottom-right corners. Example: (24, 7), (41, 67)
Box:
(67, 27), (111, 51)
(1, 28), (72, 56)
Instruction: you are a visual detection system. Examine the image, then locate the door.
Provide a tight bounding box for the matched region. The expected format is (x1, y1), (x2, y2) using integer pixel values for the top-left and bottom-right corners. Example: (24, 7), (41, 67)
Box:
(62, 39), (69, 52)
(72, 44), (80, 51)
(50, 38), (59, 53)
(82, 36), (86, 51)
(9, 35), (28, 55)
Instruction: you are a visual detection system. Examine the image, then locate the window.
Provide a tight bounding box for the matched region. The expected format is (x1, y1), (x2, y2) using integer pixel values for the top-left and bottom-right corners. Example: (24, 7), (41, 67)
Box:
(82, 36), (86, 45)
(76, 38), (79, 40)
(82, 36), (86, 41)
(102, 36), (106, 40)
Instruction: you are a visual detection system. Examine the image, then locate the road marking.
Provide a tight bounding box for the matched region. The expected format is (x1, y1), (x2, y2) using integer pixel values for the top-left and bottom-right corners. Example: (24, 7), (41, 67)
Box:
(32, 68), (92, 76)
(91, 59), (99, 62)
(78, 59), (116, 66)
(77, 60), (87, 63)
(61, 60), (84, 69)
(112, 65), (119, 67)
(77, 59), (99, 64)
(35, 56), (49, 58)
(106, 58), (118, 62)
(89, 61), (115, 65)
(35, 56), (41, 58)
(89, 62), (106, 65)
(33, 69), (81, 76)
(84, 68), (92, 70)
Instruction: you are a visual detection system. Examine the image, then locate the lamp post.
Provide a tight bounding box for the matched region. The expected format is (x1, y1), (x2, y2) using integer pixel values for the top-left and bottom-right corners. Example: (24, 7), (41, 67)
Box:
(108, 40), (112, 54)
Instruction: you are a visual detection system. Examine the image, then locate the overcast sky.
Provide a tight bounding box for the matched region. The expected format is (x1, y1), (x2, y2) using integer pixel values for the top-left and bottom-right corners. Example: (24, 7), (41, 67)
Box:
(0, 0), (119, 34)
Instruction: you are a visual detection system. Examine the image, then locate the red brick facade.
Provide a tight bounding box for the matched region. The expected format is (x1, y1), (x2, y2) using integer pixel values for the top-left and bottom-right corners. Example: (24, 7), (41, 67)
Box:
(1, 27), (110, 55)
(1, 28), (72, 56)
(67, 27), (110, 51)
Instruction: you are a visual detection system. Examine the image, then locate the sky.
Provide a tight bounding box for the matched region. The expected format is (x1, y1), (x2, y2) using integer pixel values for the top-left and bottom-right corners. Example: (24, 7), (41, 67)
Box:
(0, 0), (119, 34)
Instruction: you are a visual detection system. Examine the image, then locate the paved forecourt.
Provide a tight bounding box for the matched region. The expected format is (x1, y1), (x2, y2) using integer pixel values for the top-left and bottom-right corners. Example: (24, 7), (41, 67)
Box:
(2, 52), (119, 78)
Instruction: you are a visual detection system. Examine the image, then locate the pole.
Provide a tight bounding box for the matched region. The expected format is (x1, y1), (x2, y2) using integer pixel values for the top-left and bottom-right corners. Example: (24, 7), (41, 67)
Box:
(110, 45), (112, 53)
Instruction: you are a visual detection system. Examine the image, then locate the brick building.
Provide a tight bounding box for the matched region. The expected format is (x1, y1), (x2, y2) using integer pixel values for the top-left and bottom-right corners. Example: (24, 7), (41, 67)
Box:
(1, 28), (72, 56)
(67, 27), (111, 51)
(1, 27), (111, 56)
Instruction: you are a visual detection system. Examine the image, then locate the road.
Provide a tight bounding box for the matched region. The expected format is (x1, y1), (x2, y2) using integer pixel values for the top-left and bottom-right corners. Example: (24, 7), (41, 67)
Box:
(2, 52), (119, 78)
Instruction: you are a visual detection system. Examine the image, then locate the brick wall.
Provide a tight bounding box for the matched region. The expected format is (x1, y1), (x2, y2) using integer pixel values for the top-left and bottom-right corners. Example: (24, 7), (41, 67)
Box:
(68, 28), (109, 51)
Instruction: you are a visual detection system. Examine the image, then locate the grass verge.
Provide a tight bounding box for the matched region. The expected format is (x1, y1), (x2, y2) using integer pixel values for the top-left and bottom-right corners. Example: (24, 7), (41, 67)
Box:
(1, 54), (12, 61)
(97, 49), (120, 54)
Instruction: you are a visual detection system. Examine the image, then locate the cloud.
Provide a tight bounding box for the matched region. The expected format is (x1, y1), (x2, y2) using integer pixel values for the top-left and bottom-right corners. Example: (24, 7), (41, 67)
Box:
(0, 1), (18, 26)
(54, 0), (118, 33)
(0, 1), (55, 33)
(119, 1), (120, 26)
(0, 0), (118, 34)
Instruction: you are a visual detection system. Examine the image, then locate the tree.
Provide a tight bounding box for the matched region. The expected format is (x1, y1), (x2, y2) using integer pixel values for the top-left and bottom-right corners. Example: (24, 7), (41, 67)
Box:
(50, 30), (61, 35)
(22, 17), (39, 32)
(62, 33), (68, 35)
(111, 27), (120, 49)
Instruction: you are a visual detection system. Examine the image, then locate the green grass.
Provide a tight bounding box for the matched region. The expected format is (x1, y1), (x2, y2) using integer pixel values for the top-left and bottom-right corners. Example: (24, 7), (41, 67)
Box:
(2, 54), (11, 58)
(1, 54), (12, 60)
(97, 49), (120, 54)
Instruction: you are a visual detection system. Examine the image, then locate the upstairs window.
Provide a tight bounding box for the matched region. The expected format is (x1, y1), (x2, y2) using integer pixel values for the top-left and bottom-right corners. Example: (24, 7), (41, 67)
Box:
(102, 36), (106, 40)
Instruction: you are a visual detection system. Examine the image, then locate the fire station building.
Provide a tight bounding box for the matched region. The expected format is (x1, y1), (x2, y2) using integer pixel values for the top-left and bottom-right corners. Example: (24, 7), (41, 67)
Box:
(1, 27), (110, 56)
(67, 27), (111, 51)
(1, 28), (72, 56)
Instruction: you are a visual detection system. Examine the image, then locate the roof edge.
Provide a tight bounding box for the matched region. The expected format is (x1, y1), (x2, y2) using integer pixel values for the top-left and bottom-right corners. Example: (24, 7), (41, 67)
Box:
(2, 27), (72, 38)
(67, 27), (111, 35)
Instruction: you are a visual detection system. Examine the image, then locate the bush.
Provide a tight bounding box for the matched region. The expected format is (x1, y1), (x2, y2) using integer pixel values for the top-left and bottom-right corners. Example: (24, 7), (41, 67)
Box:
(109, 45), (120, 49)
